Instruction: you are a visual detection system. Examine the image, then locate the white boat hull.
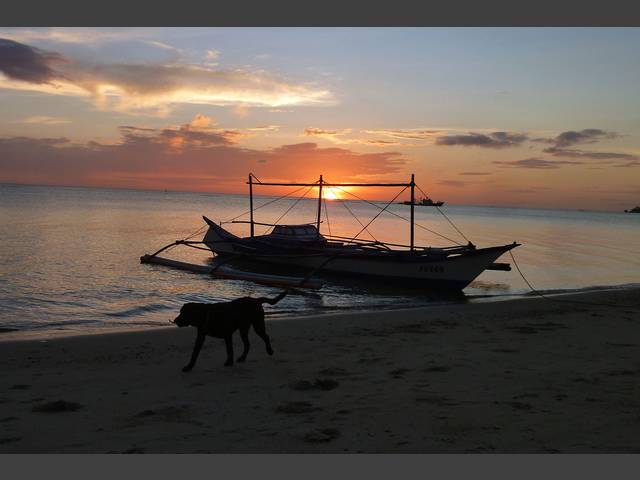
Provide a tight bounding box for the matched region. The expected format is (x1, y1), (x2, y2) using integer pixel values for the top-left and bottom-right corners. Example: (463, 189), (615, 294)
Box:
(203, 221), (516, 290)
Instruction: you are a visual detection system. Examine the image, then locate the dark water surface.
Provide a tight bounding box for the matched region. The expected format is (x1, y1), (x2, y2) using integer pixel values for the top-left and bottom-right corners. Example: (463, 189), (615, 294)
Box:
(1, 183), (639, 337)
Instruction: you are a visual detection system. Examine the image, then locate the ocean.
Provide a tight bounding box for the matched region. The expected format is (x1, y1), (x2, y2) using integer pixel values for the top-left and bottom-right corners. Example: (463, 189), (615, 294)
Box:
(1, 183), (639, 338)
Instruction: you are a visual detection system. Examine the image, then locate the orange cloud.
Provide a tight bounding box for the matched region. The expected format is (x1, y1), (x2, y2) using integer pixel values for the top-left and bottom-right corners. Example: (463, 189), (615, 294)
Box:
(0, 122), (407, 193)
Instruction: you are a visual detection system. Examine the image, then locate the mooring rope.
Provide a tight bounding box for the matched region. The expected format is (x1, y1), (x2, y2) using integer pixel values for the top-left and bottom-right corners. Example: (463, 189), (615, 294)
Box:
(508, 249), (638, 310)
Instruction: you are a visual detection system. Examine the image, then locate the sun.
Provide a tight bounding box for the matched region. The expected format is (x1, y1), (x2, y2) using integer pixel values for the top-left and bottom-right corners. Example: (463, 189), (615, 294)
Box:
(323, 187), (339, 200)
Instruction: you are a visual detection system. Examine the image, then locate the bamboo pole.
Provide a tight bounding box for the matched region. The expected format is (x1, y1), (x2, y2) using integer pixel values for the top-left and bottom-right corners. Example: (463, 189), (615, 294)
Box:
(249, 173), (254, 238)
(316, 174), (323, 239)
(410, 173), (415, 251)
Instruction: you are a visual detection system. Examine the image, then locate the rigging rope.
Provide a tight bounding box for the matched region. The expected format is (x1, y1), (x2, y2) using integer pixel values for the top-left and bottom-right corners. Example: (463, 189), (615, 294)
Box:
(344, 186), (408, 246)
(263, 183), (316, 234)
(416, 183), (471, 244)
(338, 197), (378, 242)
(223, 183), (314, 224)
(330, 184), (462, 245)
(294, 187), (408, 287)
(249, 172), (263, 184)
(323, 196), (332, 238)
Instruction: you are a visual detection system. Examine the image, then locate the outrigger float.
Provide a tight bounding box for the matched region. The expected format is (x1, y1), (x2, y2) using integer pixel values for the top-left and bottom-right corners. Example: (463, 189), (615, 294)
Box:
(141, 174), (519, 290)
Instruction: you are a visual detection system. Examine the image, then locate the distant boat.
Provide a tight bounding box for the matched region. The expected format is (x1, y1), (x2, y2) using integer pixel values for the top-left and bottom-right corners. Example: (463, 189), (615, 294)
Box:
(624, 206), (640, 213)
(400, 196), (444, 207)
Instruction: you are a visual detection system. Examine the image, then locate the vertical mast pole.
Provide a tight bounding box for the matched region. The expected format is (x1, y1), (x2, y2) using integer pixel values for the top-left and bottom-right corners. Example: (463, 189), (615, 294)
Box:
(316, 174), (323, 239)
(249, 173), (254, 238)
(410, 173), (415, 251)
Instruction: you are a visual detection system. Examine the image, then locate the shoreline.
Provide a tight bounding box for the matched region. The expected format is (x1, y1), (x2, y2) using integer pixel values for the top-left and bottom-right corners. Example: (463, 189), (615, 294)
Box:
(1, 287), (639, 452)
(1, 282), (639, 343)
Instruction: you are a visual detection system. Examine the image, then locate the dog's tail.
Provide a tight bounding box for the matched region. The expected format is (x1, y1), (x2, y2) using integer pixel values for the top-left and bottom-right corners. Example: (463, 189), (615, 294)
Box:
(257, 290), (288, 305)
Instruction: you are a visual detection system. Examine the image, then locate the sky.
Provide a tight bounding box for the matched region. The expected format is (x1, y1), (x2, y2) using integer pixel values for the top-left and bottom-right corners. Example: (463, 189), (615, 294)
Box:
(0, 27), (639, 211)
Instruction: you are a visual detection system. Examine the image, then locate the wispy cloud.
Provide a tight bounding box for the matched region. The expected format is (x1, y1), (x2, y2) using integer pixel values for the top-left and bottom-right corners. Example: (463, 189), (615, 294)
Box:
(248, 125), (280, 132)
(304, 128), (402, 147)
(304, 127), (351, 138)
(0, 28), (148, 45)
(362, 129), (442, 140)
(204, 49), (221, 61)
(493, 158), (584, 169)
(118, 115), (248, 150)
(0, 38), (333, 115)
(362, 139), (401, 146)
(543, 147), (637, 160)
(458, 171), (491, 176)
(438, 180), (468, 187)
(612, 161), (640, 168)
(436, 132), (528, 148)
(534, 128), (621, 148)
(16, 115), (71, 125)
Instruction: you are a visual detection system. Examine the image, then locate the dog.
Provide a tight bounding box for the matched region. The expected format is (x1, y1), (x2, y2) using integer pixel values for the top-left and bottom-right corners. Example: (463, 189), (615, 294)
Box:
(173, 291), (287, 371)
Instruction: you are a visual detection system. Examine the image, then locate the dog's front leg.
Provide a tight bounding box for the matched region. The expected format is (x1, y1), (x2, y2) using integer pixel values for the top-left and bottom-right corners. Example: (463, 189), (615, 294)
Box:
(237, 327), (250, 363)
(183, 332), (205, 372)
(224, 335), (234, 366)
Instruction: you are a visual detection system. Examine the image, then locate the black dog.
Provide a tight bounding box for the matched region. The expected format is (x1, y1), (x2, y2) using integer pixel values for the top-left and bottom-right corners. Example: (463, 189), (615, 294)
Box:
(173, 291), (286, 371)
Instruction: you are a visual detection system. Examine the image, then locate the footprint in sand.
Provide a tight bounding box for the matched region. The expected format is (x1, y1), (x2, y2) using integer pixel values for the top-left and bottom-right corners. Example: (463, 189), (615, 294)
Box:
(301, 428), (340, 443)
(424, 365), (451, 373)
(290, 379), (340, 391)
(0, 437), (22, 445)
(318, 367), (349, 376)
(32, 400), (82, 413)
(275, 401), (321, 414)
(389, 368), (410, 379)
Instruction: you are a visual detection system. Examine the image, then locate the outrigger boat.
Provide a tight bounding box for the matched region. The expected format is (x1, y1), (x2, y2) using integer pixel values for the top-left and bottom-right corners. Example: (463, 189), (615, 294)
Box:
(190, 174), (519, 290)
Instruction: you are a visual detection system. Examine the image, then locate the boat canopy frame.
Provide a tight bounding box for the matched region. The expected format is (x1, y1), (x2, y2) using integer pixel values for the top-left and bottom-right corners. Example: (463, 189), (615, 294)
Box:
(246, 173), (421, 250)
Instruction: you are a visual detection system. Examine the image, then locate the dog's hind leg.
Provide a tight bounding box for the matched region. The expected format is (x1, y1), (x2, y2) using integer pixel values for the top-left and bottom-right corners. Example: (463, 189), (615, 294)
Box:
(253, 317), (274, 356)
(183, 332), (205, 372)
(237, 326), (250, 363)
(224, 335), (234, 366)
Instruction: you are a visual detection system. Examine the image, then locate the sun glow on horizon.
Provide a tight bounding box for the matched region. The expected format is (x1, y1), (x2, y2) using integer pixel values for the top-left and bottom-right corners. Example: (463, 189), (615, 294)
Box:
(323, 187), (339, 200)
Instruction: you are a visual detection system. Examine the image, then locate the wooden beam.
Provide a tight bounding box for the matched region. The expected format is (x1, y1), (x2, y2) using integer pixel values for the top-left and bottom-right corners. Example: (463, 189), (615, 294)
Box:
(245, 182), (409, 187)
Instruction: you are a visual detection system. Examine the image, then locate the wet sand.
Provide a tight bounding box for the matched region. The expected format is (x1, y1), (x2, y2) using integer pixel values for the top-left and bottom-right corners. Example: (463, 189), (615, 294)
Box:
(1, 288), (639, 453)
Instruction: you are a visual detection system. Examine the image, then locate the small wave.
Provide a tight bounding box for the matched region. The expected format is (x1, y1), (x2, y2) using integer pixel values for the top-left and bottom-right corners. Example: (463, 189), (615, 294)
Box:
(0, 327), (19, 333)
(104, 303), (175, 318)
(466, 282), (640, 303)
(523, 282), (640, 297)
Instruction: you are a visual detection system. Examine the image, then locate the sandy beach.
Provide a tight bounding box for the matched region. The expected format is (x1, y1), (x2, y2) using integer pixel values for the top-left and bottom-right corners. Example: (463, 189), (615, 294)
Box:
(1, 288), (639, 453)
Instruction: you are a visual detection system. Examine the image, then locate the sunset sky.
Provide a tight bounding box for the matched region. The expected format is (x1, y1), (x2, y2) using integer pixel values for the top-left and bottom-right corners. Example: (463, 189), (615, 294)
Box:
(1, 27), (639, 210)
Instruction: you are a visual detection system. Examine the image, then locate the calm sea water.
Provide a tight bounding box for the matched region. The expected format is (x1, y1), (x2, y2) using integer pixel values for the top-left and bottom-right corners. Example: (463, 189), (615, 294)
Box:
(1, 183), (639, 338)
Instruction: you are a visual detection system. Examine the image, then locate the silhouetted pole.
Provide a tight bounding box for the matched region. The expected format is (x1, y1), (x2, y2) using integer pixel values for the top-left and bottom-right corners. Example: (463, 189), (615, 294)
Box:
(316, 174), (323, 239)
(410, 173), (415, 251)
(249, 174), (254, 238)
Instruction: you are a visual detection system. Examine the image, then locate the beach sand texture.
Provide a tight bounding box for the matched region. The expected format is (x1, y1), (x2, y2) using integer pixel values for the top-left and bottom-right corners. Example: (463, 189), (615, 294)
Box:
(1, 288), (639, 453)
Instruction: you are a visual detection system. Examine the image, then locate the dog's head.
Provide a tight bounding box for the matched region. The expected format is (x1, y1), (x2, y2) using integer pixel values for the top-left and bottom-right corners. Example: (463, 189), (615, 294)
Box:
(172, 303), (199, 328)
